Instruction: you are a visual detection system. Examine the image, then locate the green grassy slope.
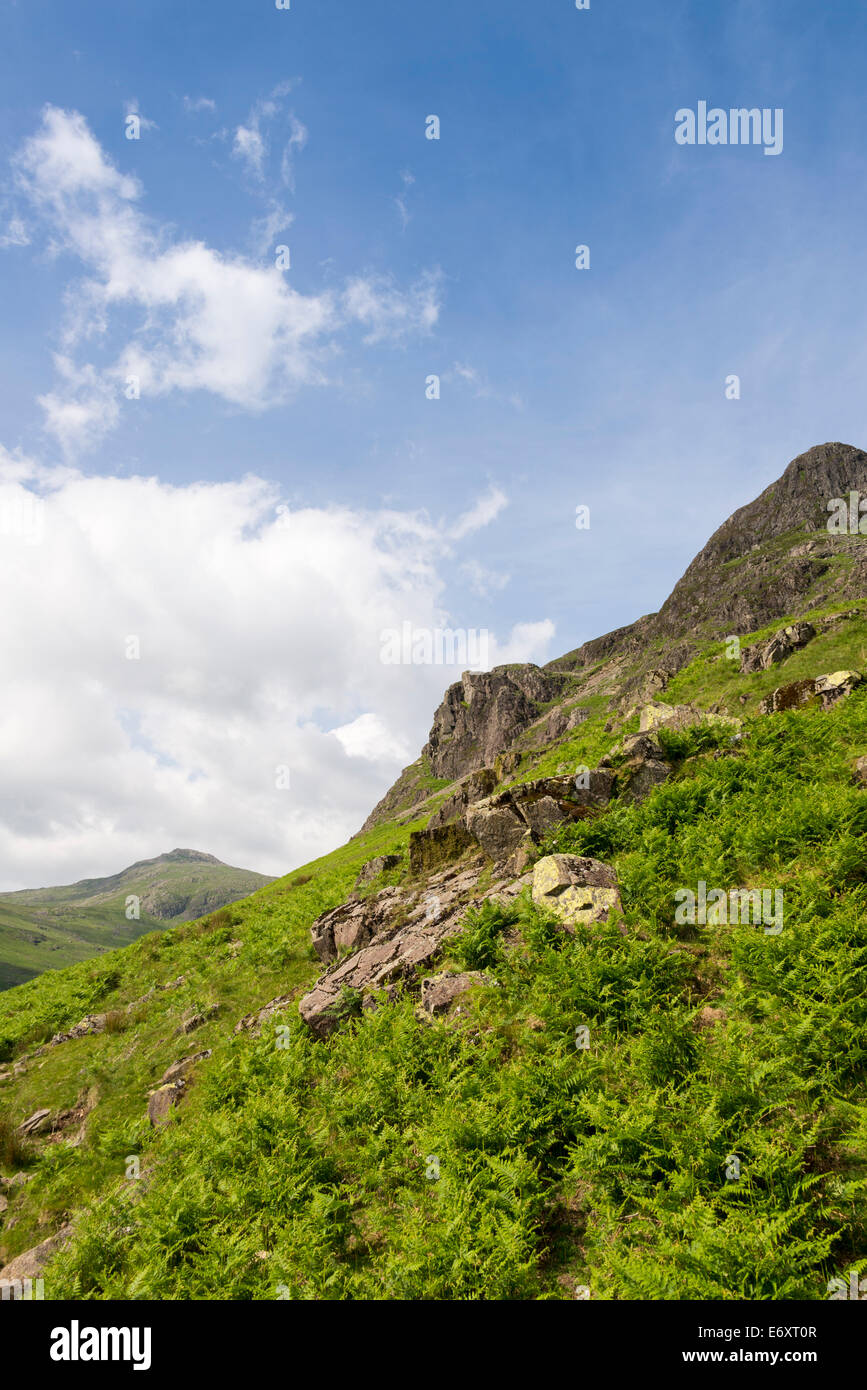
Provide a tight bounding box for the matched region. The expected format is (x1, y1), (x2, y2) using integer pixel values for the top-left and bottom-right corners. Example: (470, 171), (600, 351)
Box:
(0, 851), (275, 992)
(0, 612), (865, 1299)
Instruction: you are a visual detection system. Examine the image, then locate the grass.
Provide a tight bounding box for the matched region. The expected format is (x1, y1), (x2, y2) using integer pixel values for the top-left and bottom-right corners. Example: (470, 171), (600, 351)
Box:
(1, 613), (866, 1300)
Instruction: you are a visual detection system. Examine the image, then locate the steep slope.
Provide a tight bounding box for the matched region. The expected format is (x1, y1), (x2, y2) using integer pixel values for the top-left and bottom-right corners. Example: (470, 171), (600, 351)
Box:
(0, 850), (274, 991)
(1, 442), (866, 1301)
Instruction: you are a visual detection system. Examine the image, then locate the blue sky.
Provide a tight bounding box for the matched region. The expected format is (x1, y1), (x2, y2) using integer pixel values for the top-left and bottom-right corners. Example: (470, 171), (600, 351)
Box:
(1, 0), (867, 884)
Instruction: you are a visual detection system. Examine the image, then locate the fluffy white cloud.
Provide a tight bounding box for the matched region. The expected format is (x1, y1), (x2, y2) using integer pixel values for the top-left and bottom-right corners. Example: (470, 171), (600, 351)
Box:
(11, 106), (442, 454)
(0, 453), (554, 889)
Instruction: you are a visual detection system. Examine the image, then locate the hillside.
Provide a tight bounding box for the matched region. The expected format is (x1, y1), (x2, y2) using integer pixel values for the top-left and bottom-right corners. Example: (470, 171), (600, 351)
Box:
(0, 442), (865, 1301)
(0, 851), (274, 992)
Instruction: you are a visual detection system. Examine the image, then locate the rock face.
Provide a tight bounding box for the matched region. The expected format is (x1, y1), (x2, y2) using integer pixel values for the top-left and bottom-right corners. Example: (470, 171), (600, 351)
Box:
(422, 666), (569, 782)
(408, 823), (476, 876)
(739, 622), (816, 673)
(463, 771), (617, 867)
(427, 768), (498, 830)
(298, 862), (485, 1038)
(759, 670), (863, 715)
(310, 888), (402, 965)
(531, 855), (623, 929)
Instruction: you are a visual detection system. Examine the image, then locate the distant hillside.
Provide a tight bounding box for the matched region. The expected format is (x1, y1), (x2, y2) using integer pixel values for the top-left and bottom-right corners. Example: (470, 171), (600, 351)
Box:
(0, 850), (274, 990)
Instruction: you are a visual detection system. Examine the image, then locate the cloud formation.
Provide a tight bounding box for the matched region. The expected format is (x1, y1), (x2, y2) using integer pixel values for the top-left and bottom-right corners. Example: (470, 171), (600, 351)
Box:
(11, 106), (442, 455)
(0, 452), (551, 889)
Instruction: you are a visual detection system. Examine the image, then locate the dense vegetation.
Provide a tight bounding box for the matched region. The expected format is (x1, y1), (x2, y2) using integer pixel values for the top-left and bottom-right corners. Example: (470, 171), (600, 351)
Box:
(2, 674), (864, 1300)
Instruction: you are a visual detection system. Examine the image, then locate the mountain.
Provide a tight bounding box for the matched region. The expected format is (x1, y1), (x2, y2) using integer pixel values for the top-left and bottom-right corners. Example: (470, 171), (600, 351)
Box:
(1, 442), (866, 1301)
(0, 850), (274, 991)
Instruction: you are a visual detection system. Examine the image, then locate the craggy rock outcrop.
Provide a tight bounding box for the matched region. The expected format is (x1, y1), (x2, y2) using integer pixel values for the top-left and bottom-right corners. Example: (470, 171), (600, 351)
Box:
(759, 670), (863, 715)
(427, 768), (498, 830)
(599, 732), (673, 803)
(408, 823), (476, 876)
(531, 854), (623, 930)
(310, 887), (402, 965)
(463, 771), (617, 867)
(422, 665), (570, 781)
(739, 622), (816, 673)
(299, 861), (486, 1038)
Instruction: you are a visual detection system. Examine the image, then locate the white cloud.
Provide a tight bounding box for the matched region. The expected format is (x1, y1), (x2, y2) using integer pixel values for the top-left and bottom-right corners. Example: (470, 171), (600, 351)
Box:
(10, 106), (443, 454)
(343, 270), (442, 345)
(0, 454), (553, 889)
(0, 217), (29, 248)
(184, 96), (217, 114)
(450, 485), (508, 539)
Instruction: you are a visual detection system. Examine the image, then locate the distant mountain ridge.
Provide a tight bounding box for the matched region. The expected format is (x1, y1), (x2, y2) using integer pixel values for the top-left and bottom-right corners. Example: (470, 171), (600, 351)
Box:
(0, 850), (274, 991)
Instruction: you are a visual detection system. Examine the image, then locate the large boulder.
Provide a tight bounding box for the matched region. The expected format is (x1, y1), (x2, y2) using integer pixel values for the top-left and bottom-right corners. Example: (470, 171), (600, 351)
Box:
(532, 854), (623, 930)
(464, 800), (528, 862)
(815, 670), (863, 708)
(759, 678), (818, 715)
(606, 731), (672, 803)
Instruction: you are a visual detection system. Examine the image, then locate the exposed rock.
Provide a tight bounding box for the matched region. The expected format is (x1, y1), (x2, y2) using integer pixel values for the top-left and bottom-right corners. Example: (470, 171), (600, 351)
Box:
(310, 888), (401, 965)
(160, 1050), (212, 1086)
(147, 1084), (182, 1127)
(17, 1108), (51, 1137)
(739, 622), (816, 673)
(422, 665), (570, 781)
(853, 755), (867, 786)
(759, 670), (863, 716)
(814, 670), (863, 708)
(233, 994), (297, 1037)
(420, 971), (494, 1015)
(174, 1004), (219, 1036)
(48, 1013), (107, 1048)
(638, 702), (739, 734)
(427, 768), (498, 830)
(299, 864), (485, 1038)
(354, 854), (402, 888)
(532, 854), (623, 930)
(0, 1222), (73, 1288)
(408, 822), (476, 876)
(464, 800), (528, 863)
(494, 750), (522, 781)
(759, 678), (818, 715)
(463, 770), (617, 866)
